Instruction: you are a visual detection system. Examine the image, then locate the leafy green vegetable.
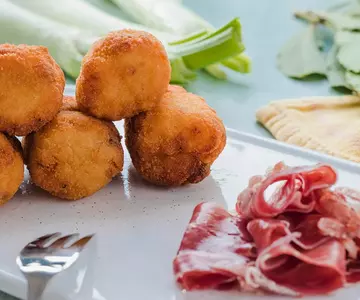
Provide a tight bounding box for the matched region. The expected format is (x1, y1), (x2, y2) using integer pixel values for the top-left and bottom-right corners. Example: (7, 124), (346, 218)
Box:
(294, 11), (322, 24)
(279, 1), (360, 94)
(277, 26), (326, 78)
(335, 30), (360, 46)
(345, 71), (360, 93)
(85, 0), (132, 20)
(295, 11), (360, 30)
(327, 1), (353, 12)
(109, 0), (211, 35)
(327, 1), (360, 15)
(177, 18), (244, 70)
(202, 64), (227, 80)
(326, 46), (349, 89)
(5, 0), (246, 83)
(346, 0), (360, 15)
(170, 58), (197, 83)
(108, 0), (252, 77)
(322, 12), (360, 30)
(0, 0), (96, 77)
(337, 42), (360, 73)
(10, 0), (178, 44)
(314, 25), (333, 51)
(221, 53), (251, 73)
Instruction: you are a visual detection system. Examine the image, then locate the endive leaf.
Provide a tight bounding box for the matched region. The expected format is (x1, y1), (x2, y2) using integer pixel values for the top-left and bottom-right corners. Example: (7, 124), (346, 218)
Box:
(335, 30), (360, 46)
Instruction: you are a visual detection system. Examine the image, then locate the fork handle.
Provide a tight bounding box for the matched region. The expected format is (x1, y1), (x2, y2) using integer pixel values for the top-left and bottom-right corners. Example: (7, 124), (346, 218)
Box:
(26, 276), (50, 300)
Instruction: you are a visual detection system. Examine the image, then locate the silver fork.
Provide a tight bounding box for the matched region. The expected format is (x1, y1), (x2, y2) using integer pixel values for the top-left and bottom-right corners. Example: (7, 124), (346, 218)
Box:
(16, 232), (94, 300)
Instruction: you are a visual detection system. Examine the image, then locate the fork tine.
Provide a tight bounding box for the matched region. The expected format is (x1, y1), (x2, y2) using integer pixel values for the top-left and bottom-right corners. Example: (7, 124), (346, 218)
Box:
(27, 232), (62, 248)
(50, 234), (80, 248)
(69, 234), (94, 249)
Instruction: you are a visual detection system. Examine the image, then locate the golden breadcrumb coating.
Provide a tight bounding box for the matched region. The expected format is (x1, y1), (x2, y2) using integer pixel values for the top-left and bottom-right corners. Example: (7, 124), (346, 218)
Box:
(61, 95), (80, 112)
(0, 44), (65, 136)
(76, 29), (171, 121)
(125, 85), (226, 186)
(23, 111), (124, 200)
(0, 133), (24, 204)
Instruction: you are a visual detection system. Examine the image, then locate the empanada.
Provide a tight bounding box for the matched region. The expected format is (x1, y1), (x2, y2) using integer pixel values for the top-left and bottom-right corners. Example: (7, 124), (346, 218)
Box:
(256, 96), (360, 162)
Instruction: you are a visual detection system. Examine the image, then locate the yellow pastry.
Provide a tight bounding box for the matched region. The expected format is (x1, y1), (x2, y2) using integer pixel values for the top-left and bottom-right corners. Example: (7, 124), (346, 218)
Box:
(256, 95), (360, 162)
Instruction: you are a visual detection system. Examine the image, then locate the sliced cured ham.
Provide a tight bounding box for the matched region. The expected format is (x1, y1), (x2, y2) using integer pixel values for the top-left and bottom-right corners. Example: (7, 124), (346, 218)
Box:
(174, 250), (248, 290)
(277, 213), (334, 249)
(248, 218), (346, 294)
(346, 237), (360, 283)
(236, 163), (337, 218)
(176, 202), (255, 256)
(173, 162), (360, 296)
(173, 202), (304, 295)
(173, 202), (255, 290)
(315, 189), (360, 238)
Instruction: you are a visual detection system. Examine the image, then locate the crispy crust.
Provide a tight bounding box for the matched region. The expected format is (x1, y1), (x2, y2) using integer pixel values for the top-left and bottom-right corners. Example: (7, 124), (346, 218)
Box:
(0, 44), (65, 136)
(76, 29), (171, 121)
(125, 85), (226, 186)
(61, 95), (80, 112)
(23, 111), (124, 200)
(0, 133), (24, 204)
(256, 95), (360, 162)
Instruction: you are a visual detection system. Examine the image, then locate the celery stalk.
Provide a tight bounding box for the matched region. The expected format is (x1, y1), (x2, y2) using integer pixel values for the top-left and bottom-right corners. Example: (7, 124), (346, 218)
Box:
(222, 53), (252, 73)
(170, 58), (197, 84)
(204, 65), (227, 80)
(172, 18), (244, 69)
(0, 0), (96, 77)
(109, 0), (252, 76)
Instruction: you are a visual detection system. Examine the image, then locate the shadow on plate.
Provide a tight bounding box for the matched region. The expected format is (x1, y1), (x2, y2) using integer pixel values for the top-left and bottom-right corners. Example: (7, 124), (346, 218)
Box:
(126, 164), (228, 208)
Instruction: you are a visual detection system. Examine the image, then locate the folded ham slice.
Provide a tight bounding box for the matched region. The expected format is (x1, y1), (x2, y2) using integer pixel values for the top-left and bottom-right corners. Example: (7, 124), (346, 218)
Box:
(236, 163), (337, 218)
(248, 218), (346, 294)
(173, 202), (255, 290)
(176, 202), (255, 256)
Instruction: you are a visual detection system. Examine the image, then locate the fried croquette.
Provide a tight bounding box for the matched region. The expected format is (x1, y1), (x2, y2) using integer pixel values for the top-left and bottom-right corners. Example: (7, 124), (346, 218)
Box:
(0, 134), (24, 204)
(23, 111), (124, 200)
(61, 95), (80, 112)
(0, 44), (65, 136)
(125, 85), (226, 186)
(76, 29), (171, 121)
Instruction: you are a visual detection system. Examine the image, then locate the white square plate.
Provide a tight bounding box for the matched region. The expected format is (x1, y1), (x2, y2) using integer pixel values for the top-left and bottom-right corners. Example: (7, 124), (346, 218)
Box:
(0, 123), (359, 300)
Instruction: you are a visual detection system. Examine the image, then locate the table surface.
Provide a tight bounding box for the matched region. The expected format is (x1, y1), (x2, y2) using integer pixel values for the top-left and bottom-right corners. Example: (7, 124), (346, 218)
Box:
(1, 0), (341, 299)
